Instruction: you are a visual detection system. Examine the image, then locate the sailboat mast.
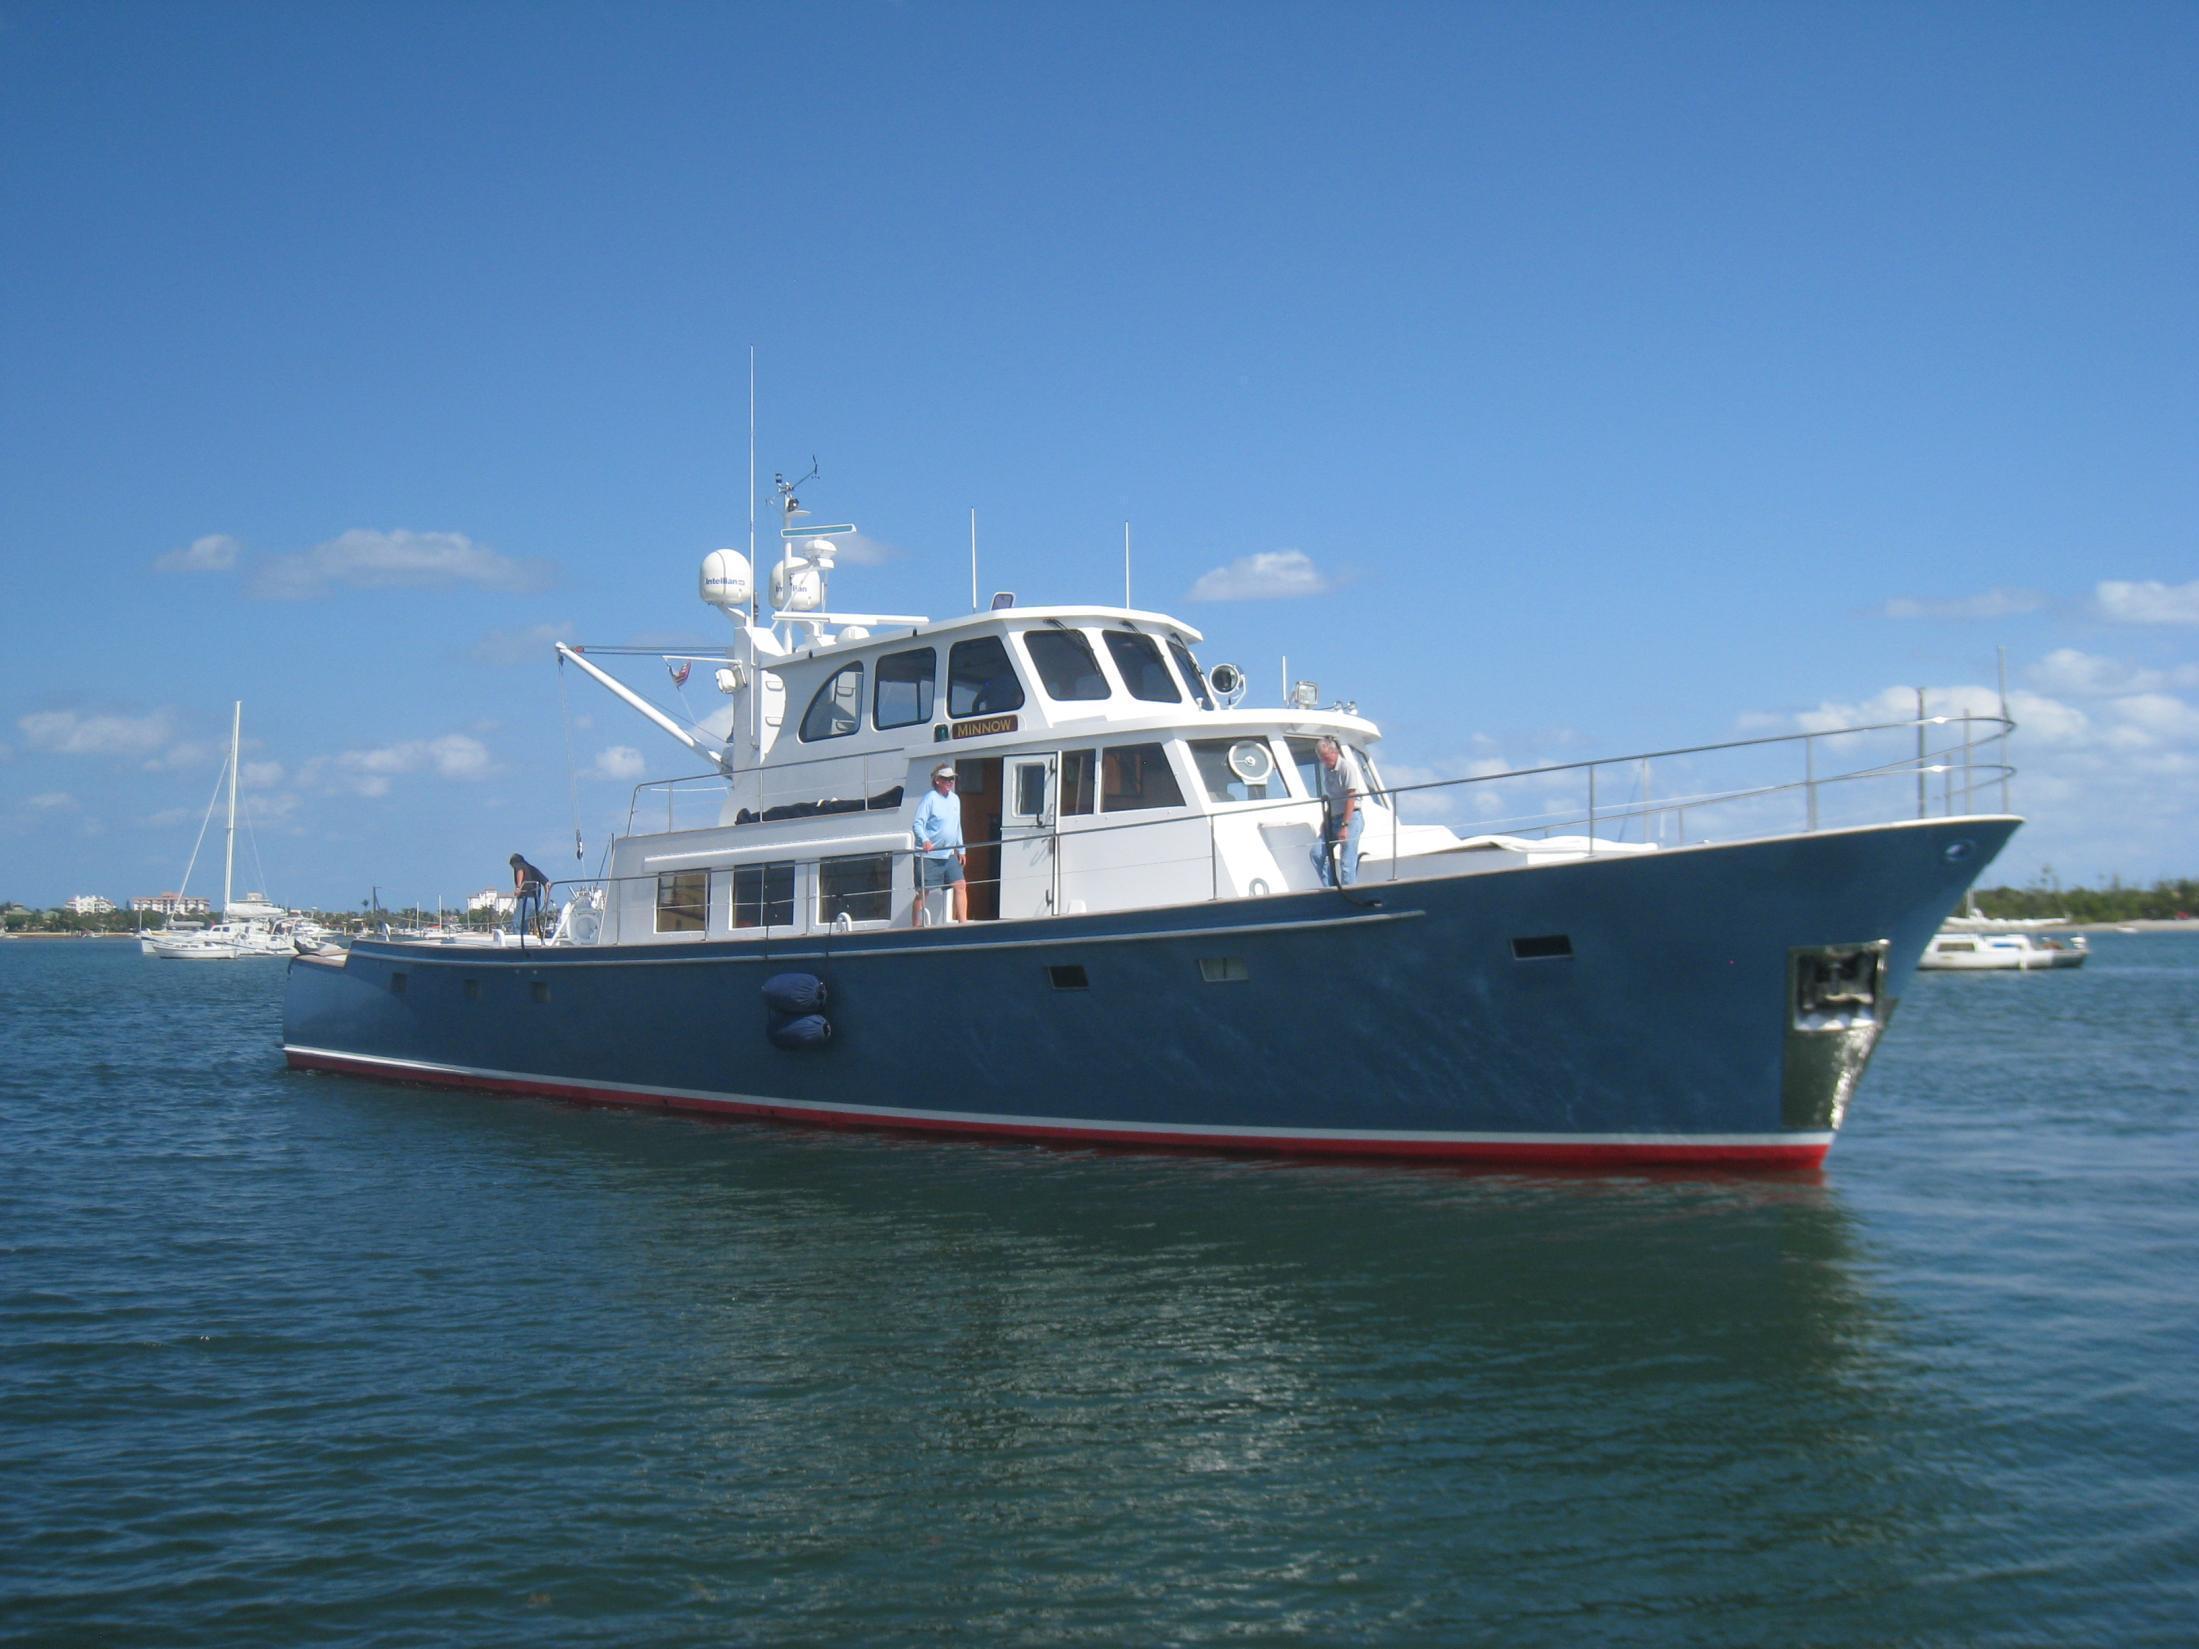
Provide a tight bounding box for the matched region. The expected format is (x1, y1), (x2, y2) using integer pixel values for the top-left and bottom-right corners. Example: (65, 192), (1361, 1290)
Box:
(223, 701), (240, 914)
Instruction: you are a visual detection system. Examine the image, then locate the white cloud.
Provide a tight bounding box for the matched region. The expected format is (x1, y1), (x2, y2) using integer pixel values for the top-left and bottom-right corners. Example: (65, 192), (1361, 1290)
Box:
(1880, 588), (2046, 620)
(252, 530), (542, 599)
(18, 707), (176, 759)
(1788, 684), (2088, 746)
(143, 740), (218, 773)
(824, 532), (896, 567)
(2027, 648), (2199, 698)
(473, 621), (574, 665)
(2102, 693), (2199, 750)
(591, 746), (646, 780)
(2095, 580), (2199, 625)
(241, 760), (286, 787)
(154, 533), (243, 574)
(1188, 550), (1331, 601)
(27, 791), (78, 811)
(304, 732), (497, 796)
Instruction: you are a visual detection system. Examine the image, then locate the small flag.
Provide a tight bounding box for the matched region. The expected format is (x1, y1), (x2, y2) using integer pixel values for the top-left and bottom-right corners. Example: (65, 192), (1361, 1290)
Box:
(669, 661), (691, 688)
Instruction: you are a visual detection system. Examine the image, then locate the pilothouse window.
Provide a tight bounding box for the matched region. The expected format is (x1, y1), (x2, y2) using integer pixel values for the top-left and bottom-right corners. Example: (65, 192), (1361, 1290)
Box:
(874, 648), (936, 730)
(949, 637), (1025, 718)
(799, 662), (865, 742)
(1025, 630), (1110, 701)
(1101, 743), (1186, 812)
(1189, 738), (1293, 803)
(1060, 749), (1097, 816)
(1169, 638), (1215, 710)
(1104, 631), (1181, 703)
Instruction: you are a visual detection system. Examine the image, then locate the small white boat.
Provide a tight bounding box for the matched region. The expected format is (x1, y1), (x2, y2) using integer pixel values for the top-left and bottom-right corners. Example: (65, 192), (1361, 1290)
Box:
(1918, 930), (2088, 970)
(145, 935), (245, 961)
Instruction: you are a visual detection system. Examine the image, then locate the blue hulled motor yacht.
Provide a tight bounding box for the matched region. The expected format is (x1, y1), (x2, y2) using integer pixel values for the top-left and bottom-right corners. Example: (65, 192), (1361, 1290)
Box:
(285, 492), (2020, 1168)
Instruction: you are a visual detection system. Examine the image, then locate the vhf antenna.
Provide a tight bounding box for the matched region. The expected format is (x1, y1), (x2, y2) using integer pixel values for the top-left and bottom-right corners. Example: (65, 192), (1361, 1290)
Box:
(773, 459), (818, 616)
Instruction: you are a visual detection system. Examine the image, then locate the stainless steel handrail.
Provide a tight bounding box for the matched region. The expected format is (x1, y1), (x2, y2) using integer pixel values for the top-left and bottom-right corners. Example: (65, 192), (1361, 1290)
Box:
(534, 712), (2016, 935)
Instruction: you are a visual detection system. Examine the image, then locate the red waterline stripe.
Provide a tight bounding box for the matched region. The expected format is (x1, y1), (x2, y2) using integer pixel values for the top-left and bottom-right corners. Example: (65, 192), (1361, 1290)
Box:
(283, 1050), (1831, 1170)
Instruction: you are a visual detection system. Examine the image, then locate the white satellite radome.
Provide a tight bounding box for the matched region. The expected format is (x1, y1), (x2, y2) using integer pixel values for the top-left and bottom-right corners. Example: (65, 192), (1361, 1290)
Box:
(700, 548), (752, 613)
(771, 556), (825, 613)
(837, 624), (872, 643)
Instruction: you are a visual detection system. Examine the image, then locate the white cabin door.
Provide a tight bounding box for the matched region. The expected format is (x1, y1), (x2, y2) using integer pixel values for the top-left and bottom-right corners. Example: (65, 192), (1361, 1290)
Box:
(998, 755), (1057, 919)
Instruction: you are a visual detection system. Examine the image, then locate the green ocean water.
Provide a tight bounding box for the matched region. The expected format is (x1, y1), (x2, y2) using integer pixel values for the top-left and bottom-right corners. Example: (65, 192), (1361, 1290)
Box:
(1, 937), (2193, 1646)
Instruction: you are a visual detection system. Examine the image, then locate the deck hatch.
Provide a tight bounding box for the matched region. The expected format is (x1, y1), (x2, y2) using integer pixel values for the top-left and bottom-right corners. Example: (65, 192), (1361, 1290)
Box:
(1510, 934), (1573, 960)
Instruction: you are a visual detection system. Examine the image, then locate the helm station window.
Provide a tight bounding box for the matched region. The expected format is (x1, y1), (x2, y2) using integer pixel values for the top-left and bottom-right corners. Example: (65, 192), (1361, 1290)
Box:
(1060, 749), (1097, 816)
(799, 662), (865, 742)
(948, 637), (1026, 719)
(873, 648), (936, 730)
(1104, 631), (1181, 703)
(1024, 629), (1109, 701)
(1168, 638), (1215, 710)
(1101, 743), (1186, 812)
(1189, 737), (1293, 804)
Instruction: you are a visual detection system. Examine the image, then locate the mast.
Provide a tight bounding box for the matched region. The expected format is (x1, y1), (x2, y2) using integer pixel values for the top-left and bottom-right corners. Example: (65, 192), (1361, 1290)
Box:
(223, 701), (240, 915)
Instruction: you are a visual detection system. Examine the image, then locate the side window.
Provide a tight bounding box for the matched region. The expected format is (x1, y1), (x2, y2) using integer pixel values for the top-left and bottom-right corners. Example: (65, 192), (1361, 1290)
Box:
(1350, 745), (1386, 805)
(1188, 737), (1293, 803)
(1104, 631), (1181, 703)
(1013, 763), (1049, 817)
(799, 662), (864, 742)
(1060, 749), (1096, 816)
(1101, 743), (1186, 812)
(731, 861), (795, 929)
(1168, 638), (1215, 710)
(1286, 736), (1324, 800)
(818, 854), (892, 925)
(1024, 630), (1109, 701)
(948, 636), (1026, 718)
(655, 870), (707, 934)
(874, 648), (936, 730)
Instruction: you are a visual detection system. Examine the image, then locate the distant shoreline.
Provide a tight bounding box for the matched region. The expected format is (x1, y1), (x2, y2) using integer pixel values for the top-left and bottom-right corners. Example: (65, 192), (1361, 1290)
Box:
(0, 932), (144, 940)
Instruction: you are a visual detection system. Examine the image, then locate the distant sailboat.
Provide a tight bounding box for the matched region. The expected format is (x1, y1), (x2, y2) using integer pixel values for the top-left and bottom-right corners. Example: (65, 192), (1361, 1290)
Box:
(148, 703), (310, 960)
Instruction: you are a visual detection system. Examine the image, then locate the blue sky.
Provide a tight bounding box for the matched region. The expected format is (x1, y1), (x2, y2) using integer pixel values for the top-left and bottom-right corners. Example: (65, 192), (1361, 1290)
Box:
(3, 0), (2193, 908)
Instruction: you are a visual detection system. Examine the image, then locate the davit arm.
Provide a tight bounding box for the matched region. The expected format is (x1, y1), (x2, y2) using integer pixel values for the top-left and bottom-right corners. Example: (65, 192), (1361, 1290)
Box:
(555, 642), (728, 773)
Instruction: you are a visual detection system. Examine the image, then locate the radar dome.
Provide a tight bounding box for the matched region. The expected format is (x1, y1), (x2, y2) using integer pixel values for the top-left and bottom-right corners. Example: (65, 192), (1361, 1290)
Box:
(770, 557), (825, 613)
(700, 548), (752, 611)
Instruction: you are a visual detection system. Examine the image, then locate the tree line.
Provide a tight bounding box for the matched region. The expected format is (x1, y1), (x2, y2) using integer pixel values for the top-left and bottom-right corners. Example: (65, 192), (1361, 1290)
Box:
(1970, 878), (2198, 923)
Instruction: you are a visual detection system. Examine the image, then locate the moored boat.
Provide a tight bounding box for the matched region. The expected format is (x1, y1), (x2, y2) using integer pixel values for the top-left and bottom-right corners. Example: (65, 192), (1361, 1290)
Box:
(1918, 901), (2089, 970)
(1919, 930), (2087, 970)
(284, 482), (2020, 1168)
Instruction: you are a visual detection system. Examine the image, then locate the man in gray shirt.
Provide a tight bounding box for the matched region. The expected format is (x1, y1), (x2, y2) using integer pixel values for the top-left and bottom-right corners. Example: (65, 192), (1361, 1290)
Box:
(1310, 736), (1363, 887)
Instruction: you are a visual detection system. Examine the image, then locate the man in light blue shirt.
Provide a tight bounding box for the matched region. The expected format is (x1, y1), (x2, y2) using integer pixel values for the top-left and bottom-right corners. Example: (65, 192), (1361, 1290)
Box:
(909, 762), (966, 925)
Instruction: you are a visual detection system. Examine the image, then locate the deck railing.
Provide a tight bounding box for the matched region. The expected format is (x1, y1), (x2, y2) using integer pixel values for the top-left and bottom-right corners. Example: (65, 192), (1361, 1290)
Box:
(514, 711), (2013, 944)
